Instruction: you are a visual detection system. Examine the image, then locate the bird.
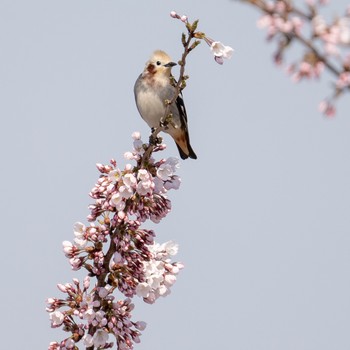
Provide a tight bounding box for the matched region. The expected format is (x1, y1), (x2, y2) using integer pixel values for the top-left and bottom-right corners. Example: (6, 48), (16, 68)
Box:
(134, 50), (197, 160)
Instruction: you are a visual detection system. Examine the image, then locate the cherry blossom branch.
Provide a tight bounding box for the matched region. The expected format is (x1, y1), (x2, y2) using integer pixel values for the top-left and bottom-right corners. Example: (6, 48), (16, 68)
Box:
(46, 12), (233, 350)
(293, 29), (341, 76)
(236, 0), (350, 116)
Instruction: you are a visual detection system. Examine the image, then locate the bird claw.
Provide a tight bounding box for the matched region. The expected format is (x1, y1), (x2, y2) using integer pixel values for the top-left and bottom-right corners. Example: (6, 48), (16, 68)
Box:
(149, 135), (162, 146)
(149, 130), (162, 146)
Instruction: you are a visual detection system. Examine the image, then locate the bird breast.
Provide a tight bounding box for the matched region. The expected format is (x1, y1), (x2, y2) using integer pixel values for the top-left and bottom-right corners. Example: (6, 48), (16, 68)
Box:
(136, 88), (166, 129)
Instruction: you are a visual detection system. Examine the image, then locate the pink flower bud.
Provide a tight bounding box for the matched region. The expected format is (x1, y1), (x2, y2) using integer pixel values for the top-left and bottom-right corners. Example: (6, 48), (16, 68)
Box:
(87, 214), (94, 222)
(164, 274), (177, 285)
(176, 262), (185, 269)
(125, 163), (133, 171)
(135, 321), (147, 330)
(83, 276), (90, 290)
(57, 283), (67, 292)
(118, 211), (126, 220)
(62, 241), (73, 255)
(131, 131), (141, 140)
(48, 342), (59, 350)
(124, 151), (134, 160)
(133, 335), (141, 344)
(319, 100), (336, 117)
(65, 338), (75, 349)
(96, 163), (106, 173)
(113, 251), (122, 263)
(99, 287), (109, 298)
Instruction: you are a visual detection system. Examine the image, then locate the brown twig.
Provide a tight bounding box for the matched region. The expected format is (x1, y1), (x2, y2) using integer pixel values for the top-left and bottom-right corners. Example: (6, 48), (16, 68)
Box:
(86, 227), (119, 350)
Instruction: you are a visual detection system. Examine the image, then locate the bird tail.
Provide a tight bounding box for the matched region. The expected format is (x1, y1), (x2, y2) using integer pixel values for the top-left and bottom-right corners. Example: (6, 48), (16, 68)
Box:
(175, 139), (197, 160)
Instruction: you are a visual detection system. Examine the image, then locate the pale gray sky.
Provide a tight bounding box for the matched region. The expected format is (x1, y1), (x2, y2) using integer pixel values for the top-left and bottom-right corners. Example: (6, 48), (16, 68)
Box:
(1, 1), (350, 349)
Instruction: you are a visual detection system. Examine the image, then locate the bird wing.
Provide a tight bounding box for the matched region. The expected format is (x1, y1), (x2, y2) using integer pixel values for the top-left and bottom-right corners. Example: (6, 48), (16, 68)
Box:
(175, 92), (188, 124)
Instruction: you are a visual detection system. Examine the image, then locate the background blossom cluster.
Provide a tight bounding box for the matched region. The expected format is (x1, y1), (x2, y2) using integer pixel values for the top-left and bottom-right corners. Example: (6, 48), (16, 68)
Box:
(240, 0), (350, 116)
(47, 133), (184, 349)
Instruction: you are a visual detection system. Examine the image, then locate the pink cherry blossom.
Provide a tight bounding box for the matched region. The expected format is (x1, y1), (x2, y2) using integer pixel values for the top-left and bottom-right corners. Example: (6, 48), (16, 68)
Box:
(49, 310), (64, 327)
(319, 100), (336, 117)
(204, 38), (234, 65)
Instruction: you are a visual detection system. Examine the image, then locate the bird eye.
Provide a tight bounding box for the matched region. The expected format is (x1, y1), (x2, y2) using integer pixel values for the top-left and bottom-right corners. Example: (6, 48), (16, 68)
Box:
(156, 61), (161, 66)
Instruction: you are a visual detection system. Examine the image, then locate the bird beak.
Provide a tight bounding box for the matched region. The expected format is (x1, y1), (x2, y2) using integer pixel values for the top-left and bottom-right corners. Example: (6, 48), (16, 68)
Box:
(164, 62), (177, 68)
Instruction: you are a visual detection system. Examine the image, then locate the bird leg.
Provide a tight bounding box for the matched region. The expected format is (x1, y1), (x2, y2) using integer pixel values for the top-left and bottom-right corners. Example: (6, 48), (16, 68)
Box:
(149, 127), (163, 146)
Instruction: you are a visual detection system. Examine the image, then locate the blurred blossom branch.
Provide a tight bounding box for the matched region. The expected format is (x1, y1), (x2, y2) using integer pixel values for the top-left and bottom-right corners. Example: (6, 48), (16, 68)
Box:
(236, 0), (350, 116)
(46, 12), (233, 350)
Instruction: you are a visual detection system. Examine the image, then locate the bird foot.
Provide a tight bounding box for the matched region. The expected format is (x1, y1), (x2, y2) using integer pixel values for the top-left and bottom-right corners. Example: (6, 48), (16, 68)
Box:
(149, 130), (162, 146)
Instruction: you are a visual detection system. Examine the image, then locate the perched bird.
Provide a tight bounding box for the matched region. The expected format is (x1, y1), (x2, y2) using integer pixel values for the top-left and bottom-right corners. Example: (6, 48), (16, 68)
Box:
(134, 50), (197, 160)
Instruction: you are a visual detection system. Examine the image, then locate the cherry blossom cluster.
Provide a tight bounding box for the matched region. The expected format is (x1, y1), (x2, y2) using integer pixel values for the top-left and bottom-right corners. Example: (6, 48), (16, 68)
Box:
(136, 241), (184, 304)
(239, 0), (350, 116)
(47, 133), (184, 349)
(47, 277), (144, 350)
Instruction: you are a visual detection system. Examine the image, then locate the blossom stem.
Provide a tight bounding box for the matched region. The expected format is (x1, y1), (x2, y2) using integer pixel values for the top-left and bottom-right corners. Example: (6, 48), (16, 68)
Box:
(292, 30), (341, 77)
(86, 226), (119, 350)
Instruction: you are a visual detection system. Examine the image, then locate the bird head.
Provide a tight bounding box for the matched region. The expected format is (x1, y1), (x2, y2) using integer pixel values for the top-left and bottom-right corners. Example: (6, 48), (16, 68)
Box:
(143, 50), (177, 78)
